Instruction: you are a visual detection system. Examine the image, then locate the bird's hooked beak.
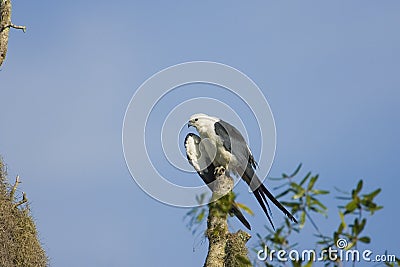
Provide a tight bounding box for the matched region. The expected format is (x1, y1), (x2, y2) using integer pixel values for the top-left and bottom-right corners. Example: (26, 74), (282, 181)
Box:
(188, 121), (193, 128)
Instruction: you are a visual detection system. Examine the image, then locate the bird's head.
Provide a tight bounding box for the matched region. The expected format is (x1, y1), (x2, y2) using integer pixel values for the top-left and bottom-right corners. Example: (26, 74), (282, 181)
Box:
(188, 113), (218, 132)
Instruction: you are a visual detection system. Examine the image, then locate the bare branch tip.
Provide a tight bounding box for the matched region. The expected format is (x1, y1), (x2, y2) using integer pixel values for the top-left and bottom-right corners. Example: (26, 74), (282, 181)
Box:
(9, 23), (26, 33)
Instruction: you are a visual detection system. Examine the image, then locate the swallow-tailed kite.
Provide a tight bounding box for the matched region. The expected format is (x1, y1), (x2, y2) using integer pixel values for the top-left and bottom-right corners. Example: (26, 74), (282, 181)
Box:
(187, 113), (297, 230)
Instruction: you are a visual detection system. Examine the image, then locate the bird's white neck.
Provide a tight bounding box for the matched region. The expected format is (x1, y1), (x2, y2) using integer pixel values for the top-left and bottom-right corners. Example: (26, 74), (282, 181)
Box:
(196, 123), (216, 139)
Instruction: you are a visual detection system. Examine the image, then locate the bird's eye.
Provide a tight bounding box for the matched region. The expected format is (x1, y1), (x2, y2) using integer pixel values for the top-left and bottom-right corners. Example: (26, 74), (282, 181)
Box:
(194, 118), (198, 121)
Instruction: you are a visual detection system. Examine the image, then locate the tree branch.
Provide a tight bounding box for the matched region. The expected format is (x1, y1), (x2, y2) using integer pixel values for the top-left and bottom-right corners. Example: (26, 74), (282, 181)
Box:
(204, 170), (252, 267)
(13, 192), (27, 208)
(3, 23), (26, 32)
(10, 175), (20, 200)
(10, 175), (28, 208)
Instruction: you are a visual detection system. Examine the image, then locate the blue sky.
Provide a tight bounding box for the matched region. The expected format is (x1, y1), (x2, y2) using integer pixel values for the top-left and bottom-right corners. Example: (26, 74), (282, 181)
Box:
(1, 1), (399, 266)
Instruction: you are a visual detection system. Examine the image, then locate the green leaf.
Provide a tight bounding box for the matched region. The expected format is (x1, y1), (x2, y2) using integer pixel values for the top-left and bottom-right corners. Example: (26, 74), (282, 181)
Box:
(308, 206), (327, 215)
(333, 232), (339, 243)
(303, 260), (314, 267)
(346, 241), (356, 250)
(195, 193), (207, 204)
(363, 188), (381, 200)
(307, 175), (319, 191)
(275, 188), (294, 199)
(291, 182), (306, 199)
(358, 218), (366, 234)
(337, 223), (344, 233)
(299, 172), (311, 186)
(369, 205), (383, 215)
(339, 211), (346, 228)
(361, 199), (375, 208)
(311, 189), (329, 195)
(269, 176), (285, 181)
(236, 202), (254, 216)
(311, 197), (327, 210)
(196, 209), (205, 222)
(344, 200), (358, 213)
(291, 182), (304, 191)
(300, 211), (306, 229)
(355, 180), (363, 194)
(291, 163), (302, 177)
(335, 196), (352, 200)
(335, 186), (350, 195)
(293, 191), (305, 199)
(359, 236), (371, 244)
(281, 201), (300, 207)
(353, 218), (360, 235)
(306, 194), (311, 207)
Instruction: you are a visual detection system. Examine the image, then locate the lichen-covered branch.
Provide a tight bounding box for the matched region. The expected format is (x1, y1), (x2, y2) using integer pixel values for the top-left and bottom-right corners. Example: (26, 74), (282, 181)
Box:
(204, 171), (252, 267)
(10, 176), (28, 208)
(0, 0), (25, 67)
(0, 158), (48, 267)
(10, 174), (20, 200)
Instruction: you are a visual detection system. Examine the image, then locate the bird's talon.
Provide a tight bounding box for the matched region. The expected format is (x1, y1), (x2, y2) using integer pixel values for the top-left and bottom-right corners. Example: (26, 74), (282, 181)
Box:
(214, 166), (226, 176)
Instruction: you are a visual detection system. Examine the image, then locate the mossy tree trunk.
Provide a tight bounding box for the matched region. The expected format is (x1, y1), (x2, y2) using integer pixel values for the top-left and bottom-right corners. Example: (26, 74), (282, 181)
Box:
(204, 171), (252, 267)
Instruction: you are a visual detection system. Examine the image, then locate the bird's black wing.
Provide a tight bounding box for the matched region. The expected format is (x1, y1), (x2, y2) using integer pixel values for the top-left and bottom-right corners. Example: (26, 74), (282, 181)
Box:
(214, 120), (297, 229)
(214, 121), (232, 152)
(214, 120), (257, 169)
